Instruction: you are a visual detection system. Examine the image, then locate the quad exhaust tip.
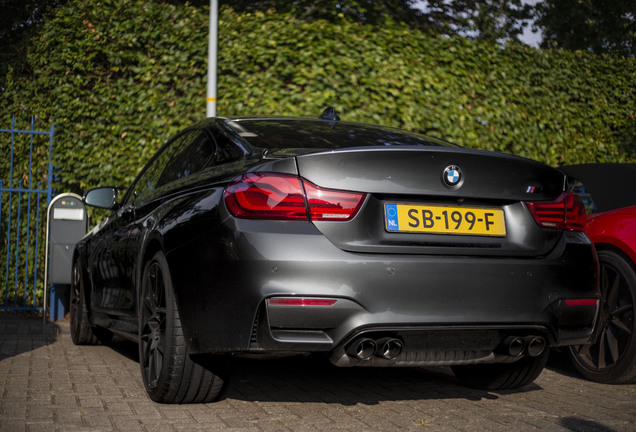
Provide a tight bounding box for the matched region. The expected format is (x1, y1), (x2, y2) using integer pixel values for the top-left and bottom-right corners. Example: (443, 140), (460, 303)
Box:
(346, 334), (544, 361)
(525, 336), (546, 357)
(503, 336), (526, 357)
(347, 338), (377, 360)
(501, 335), (546, 357)
(346, 337), (403, 360)
(379, 338), (403, 360)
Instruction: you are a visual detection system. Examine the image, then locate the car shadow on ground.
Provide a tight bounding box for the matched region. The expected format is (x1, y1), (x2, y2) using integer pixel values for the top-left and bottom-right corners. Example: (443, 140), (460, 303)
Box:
(86, 330), (598, 390)
(220, 354), (545, 404)
(105, 336), (544, 405)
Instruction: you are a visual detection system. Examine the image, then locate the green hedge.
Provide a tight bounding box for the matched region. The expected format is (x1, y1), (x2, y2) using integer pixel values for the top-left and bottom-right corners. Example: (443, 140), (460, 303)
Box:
(2, 0), (635, 193)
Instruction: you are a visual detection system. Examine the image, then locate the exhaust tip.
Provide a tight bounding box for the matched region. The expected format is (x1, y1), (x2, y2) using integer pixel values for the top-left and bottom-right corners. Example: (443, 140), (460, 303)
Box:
(346, 338), (377, 360)
(502, 336), (526, 357)
(378, 338), (403, 360)
(525, 336), (546, 357)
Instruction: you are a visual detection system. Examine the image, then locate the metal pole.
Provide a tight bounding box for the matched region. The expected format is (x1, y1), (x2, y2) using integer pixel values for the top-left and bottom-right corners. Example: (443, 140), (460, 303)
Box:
(206, 0), (218, 118)
(43, 124), (54, 324)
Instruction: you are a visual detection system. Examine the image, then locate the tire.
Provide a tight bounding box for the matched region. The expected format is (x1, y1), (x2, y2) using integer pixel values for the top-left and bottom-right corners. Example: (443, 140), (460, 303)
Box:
(70, 258), (111, 345)
(451, 351), (549, 390)
(568, 249), (636, 384)
(138, 251), (224, 404)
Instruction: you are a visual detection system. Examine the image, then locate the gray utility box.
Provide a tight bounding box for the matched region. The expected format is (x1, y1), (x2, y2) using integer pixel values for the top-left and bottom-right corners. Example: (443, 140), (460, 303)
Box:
(45, 193), (88, 321)
(47, 193), (88, 284)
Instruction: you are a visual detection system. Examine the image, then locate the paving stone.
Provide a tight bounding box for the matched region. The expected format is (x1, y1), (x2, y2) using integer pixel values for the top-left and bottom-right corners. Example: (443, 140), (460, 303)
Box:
(1, 314), (636, 431)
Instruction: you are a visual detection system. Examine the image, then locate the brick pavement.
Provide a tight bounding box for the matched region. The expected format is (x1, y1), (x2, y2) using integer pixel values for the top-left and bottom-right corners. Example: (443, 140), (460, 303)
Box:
(1, 313), (635, 431)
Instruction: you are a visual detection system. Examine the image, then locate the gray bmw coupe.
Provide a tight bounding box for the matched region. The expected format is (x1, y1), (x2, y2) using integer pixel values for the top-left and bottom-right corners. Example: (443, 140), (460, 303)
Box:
(71, 110), (600, 403)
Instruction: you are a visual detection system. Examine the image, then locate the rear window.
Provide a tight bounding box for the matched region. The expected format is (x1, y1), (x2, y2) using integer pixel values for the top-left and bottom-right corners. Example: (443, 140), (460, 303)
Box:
(224, 119), (453, 150)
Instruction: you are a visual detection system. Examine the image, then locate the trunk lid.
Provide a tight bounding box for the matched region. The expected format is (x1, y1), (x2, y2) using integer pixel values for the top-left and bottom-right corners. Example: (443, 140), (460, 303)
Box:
(296, 147), (563, 201)
(295, 148), (566, 257)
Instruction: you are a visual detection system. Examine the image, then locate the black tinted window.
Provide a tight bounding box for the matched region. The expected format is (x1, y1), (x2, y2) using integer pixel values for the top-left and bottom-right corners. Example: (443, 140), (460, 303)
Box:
(156, 131), (214, 187)
(124, 133), (187, 205)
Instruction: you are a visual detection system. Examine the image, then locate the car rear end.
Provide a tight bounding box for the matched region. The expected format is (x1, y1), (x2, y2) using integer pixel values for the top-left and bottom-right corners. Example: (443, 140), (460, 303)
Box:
(172, 119), (600, 375)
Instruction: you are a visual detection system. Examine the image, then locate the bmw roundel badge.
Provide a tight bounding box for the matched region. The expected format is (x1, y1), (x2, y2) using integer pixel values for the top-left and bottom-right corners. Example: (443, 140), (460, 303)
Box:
(442, 165), (463, 189)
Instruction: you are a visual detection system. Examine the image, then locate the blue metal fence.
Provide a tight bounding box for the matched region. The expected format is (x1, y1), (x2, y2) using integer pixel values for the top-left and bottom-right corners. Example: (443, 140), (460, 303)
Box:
(0, 116), (54, 314)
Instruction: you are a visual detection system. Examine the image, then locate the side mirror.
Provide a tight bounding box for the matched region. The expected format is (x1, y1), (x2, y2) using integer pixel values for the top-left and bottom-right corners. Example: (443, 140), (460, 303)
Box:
(83, 187), (120, 209)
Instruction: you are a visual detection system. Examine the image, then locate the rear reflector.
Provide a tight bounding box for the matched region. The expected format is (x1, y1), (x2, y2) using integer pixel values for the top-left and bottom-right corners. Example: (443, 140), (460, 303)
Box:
(224, 173), (365, 221)
(526, 192), (586, 231)
(564, 299), (598, 306)
(268, 298), (337, 306)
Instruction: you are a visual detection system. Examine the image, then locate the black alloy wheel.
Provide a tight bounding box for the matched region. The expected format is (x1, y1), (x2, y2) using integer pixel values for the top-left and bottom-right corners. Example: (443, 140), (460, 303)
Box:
(70, 258), (110, 345)
(139, 257), (167, 392)
(138, 251), (224, 403)
(568, 250), (636, 383)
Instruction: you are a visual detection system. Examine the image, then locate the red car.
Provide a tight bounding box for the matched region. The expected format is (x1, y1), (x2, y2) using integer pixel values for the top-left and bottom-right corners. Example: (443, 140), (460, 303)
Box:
(562, 164), (636, 383)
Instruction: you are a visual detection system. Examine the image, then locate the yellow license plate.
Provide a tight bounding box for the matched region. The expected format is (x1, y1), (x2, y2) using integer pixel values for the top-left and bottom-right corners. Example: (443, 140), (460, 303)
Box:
(384, 203), (506, 236)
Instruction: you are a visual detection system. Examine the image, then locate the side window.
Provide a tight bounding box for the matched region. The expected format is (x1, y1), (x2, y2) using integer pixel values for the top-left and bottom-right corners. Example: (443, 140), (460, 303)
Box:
(155, 131), (215, 187)
(122, 133), (188, 206)
(210, 128), (249, 163)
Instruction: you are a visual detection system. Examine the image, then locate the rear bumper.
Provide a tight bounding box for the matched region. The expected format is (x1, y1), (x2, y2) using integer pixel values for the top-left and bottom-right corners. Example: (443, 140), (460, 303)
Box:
(169, 221), (600, 365)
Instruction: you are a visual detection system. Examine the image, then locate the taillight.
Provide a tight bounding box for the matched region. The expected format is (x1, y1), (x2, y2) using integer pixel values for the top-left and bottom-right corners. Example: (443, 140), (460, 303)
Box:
(224, 173), (307, 219)
(303, 180), (365, 220)
(526, 192), (586, 231)
(224, 173), (365, 221)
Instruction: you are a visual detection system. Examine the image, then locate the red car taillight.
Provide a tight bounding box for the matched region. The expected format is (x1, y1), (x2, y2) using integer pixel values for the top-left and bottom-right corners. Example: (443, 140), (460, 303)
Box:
(303, 180), (366, 220)
(526, 192), (586, 232)
(224, 173), (365, 221)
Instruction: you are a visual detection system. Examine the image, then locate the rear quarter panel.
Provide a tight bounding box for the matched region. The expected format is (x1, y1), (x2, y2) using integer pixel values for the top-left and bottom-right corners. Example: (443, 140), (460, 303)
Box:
(586, 207), (636, 264)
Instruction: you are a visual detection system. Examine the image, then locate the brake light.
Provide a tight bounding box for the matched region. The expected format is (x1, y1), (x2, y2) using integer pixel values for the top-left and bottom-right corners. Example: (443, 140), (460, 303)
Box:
(526, 192), (586, 231)
(224, 173), (365, 221)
